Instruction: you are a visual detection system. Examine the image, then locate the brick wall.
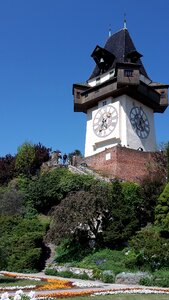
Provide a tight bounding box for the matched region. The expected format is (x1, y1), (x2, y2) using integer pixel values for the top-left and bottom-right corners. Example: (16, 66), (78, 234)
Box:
(80, 146), (154, 183)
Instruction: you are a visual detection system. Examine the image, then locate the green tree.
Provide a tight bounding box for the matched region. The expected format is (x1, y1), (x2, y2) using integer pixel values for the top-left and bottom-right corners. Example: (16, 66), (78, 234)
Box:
(46, 181), (110, 246)
(130, 225), (169, 270)
(0, 154), (16, 186)
(0, 188), (25, 216)
(140, 177), (164, 225)
(25, 168), (95, 214)
(25, 168), (69, 213)
(167, 142), (169, 182)
(15, 142), (36, 176)
(0, 216), (47, 272)
(102, 180), (142, 248)
(155, 182), (169, 227)
(0, 246), (7, 269)
(32, 143), (51, 174)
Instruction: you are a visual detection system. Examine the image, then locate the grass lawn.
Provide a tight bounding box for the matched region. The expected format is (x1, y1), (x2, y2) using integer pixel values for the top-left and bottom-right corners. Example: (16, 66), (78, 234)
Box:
(0, 276), (43, 287)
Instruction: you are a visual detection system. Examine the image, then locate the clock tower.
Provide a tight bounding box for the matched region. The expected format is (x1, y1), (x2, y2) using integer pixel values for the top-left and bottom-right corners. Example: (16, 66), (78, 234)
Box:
(73, 25), (168, 178)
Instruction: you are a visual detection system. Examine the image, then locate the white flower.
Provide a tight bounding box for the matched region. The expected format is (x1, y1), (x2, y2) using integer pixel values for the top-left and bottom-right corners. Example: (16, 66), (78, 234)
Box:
(92, 288), (169, 296)
(72, 281), (100, 287)
(1, 292), (9, 300)
(14, 294), (21, 300)
(0, 285), (36, 291)
(15, 290), (24, 295)
(28, 291), (36, 299)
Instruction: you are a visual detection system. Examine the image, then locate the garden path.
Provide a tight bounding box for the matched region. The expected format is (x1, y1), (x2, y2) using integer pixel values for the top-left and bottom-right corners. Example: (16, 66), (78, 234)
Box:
(1, 271), (169, 297)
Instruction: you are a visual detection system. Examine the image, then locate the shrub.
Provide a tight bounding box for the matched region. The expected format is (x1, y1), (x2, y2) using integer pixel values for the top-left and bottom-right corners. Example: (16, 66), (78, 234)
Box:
(76, 248), (129, 275)
(130, 225), (169, 271)
(45, 268), (58, 276)
(0, 216), (47, 272)
(155, 183), (169, 227)
(101, 270), (115, 283)
(92, 268), (102, 280)
(45, 268), (90, 280)
(124, 249), (138, 269)
(140, 270), (169, 287)
(55, 238), (91, 263)
(7, 248), (42, 272)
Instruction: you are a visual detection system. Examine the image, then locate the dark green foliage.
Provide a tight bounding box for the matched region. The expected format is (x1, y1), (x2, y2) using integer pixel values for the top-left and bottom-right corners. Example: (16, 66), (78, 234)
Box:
(32, 143), (51, 173)
(47, 181), (110, 245)
(25, 168), (67, 213)
(0, 188), (25, 216)
(45, 268), (90, 280)
(130, 225), (169, 271)
(54, 237), (92, 263)
(15, 142), (51, 177)
(7, 248), (42, 272)
(25, 168), (95, 213)
(15, 142), (36, 176)
(140, 177), (164, 225)
(124, 249), (139, 269)
(167, 142), (169, 182)
(0, 140), (169, 274)
(0, 155), (16, 186)
(155, 183), (169, 227)
(0, 216), (47, 272)
(101, 271), (115, 283)
(76, 248), (129, 275)
(45, 269), (73, 278)
(58, 171), (95, 196)
(0, 246), (7, 269)
(102, 180), (142, 248)
(140, 269), (169, 287)
(45, 268), (58, 276)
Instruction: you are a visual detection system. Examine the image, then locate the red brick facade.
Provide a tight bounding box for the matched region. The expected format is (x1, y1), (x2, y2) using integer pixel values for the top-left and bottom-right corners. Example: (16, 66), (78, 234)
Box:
(81, 146), (154, 183)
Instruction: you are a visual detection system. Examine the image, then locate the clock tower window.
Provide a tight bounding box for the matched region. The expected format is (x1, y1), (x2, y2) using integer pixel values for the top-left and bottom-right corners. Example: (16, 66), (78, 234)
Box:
(124, 69), (133, 77)
(102, 100), (107, 106)
(96, 77), (100, 85)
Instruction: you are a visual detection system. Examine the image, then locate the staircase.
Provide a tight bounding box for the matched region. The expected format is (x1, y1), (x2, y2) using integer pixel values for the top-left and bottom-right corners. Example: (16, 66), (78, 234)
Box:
(68, 164), (110, 182)
(43, 243), (56, 270)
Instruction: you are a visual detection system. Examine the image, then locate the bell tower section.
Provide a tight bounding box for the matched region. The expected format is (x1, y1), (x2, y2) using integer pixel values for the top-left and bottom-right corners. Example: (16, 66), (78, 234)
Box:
(73, 27), (168, 159)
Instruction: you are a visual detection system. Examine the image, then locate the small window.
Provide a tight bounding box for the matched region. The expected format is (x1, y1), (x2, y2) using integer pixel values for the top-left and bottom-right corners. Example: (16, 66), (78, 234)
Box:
(102, 101), (107, 106)
(109, 69), (115, 77)
(105, 153), (111, 160)
(85, 93), (88, 98)
(160, 91), (165, 98)
(96, 77), (100, 84)
(124, 69), (133, 77)
(76, 92), (80, 99)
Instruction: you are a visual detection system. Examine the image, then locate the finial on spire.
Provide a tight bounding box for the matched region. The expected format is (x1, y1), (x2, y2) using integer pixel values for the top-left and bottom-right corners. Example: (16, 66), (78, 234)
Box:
(123, 13), (127, 29)
(108, 24), (112, 37)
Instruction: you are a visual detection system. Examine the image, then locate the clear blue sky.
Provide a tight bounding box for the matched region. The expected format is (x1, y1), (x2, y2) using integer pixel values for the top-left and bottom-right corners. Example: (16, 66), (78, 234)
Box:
(0, 0), (168, 156)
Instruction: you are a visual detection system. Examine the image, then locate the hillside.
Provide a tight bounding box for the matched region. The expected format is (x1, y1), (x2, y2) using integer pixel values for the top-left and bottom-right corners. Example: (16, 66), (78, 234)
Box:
(0, 141), (169, 288)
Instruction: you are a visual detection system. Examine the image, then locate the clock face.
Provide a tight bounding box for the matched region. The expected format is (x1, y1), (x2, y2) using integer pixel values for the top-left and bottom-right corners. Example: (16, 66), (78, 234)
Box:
(130, 106), (150, 139)
(93, 104), (118, 137)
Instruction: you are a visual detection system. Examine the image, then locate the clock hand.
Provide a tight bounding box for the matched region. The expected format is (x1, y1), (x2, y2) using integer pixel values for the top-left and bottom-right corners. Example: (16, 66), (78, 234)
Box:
(99, 117), (107, 131)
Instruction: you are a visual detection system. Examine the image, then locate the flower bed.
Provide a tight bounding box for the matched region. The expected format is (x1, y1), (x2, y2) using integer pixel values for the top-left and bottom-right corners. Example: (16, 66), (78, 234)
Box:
(36, 287), (169, 298)
(0, 273), (73, 291)
(1, 271), (169, 298)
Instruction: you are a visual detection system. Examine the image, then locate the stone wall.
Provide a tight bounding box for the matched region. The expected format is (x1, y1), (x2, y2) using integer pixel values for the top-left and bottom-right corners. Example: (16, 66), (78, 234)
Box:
(79, 146), (154, 183)
(50, 265), (93, 278)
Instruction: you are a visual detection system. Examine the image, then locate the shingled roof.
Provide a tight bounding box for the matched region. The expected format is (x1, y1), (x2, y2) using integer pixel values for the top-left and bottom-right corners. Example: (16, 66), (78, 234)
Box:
(89, 28), (149, 80)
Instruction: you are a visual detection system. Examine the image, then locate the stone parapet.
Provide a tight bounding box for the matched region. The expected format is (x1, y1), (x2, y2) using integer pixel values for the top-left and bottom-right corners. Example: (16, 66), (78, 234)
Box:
(79, 146), (154, 183)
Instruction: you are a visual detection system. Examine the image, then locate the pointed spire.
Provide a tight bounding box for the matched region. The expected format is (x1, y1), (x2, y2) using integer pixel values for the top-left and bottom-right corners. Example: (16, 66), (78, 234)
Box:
(108, 24), (112, 37)
(123, 13), (127, 29)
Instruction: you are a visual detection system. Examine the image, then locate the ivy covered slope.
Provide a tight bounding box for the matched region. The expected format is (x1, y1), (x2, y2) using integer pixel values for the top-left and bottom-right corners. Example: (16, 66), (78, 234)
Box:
(0, 141), (169, 275)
